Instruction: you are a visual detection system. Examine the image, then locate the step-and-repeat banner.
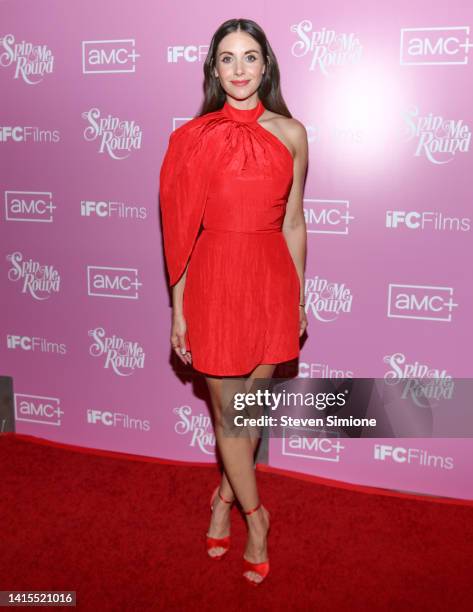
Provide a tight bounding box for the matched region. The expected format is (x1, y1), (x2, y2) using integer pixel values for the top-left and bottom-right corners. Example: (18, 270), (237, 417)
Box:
(2, 1), (472, 500)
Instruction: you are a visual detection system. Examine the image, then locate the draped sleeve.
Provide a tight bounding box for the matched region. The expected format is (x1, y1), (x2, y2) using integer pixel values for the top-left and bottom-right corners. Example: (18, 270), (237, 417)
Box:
(159, 116), (221, 286)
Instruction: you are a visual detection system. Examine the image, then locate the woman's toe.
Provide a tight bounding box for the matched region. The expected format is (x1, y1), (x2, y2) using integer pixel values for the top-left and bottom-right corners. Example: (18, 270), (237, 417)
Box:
(244, 570), (262, 583)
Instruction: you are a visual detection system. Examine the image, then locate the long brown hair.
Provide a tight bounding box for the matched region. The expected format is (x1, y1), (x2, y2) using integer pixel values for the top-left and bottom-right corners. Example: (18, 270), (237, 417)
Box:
(197, 18), (292, 119)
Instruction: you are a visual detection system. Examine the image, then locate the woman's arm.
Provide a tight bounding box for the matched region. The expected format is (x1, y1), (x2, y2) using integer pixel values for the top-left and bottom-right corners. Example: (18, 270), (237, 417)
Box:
(282, 119), (309, 306)
(171, 266), (187, 316)
(170, 264), (192, 365)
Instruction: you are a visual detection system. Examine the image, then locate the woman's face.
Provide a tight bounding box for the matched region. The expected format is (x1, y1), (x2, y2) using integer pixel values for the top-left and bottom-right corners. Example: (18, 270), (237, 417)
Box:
(213, 31), (265, 100)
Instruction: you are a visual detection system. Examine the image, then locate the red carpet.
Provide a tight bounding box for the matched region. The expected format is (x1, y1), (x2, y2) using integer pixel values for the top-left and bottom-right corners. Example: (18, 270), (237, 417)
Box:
(1, 433), (472, 611)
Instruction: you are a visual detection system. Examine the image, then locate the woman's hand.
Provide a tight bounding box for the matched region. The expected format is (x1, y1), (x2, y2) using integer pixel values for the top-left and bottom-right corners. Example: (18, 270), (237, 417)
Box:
(171, 312), (192, 365)
(299, 305), (308, 337)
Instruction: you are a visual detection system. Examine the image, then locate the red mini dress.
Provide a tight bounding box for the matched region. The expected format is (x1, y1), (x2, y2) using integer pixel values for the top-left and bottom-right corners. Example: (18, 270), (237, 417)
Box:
(159, 98), (300, 376)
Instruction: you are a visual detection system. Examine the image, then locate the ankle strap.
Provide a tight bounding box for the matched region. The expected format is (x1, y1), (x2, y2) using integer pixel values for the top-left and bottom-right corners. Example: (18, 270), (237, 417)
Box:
(218, 489), (233, 504)
(243, 501), (261, 516)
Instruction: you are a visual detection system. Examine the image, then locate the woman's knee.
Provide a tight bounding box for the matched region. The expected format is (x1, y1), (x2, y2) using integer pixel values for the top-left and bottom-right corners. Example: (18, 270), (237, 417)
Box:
(210, 405), (226, 429)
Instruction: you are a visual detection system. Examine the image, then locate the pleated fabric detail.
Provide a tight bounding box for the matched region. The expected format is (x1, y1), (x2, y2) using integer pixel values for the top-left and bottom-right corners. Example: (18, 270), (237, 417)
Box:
(159, 100), (299, 376)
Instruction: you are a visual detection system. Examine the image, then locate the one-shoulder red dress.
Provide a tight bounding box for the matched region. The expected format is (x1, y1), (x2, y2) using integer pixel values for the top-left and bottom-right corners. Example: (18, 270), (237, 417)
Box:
(159, 98), (300, 376)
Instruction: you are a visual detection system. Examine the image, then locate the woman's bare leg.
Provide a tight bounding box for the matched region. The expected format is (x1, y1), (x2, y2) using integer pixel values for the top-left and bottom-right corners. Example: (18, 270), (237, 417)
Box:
(206, 363), (276, 582)
(218, 363), (276, 500)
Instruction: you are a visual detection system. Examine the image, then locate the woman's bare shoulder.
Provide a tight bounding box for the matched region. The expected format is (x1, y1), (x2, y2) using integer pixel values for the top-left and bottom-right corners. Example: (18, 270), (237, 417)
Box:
(261, 109), (307, 155)
(278, 114), (307, 144)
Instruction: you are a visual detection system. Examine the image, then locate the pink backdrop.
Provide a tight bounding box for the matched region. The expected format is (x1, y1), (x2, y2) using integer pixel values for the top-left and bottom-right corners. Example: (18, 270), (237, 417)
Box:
(2, 0), (472, 500)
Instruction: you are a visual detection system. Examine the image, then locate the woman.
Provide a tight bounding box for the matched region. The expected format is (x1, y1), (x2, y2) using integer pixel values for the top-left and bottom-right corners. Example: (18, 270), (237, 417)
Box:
(159, 18), (308, 586)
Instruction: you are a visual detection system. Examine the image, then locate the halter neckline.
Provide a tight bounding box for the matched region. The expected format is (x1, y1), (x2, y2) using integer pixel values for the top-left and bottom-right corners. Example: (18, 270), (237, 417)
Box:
(221, 98), (265, 123)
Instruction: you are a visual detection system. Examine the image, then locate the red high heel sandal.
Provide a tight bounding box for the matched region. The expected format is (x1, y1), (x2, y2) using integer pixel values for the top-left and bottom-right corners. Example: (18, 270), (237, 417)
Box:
(242, 501), (271, 586)
(206, 486), (234, 560)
